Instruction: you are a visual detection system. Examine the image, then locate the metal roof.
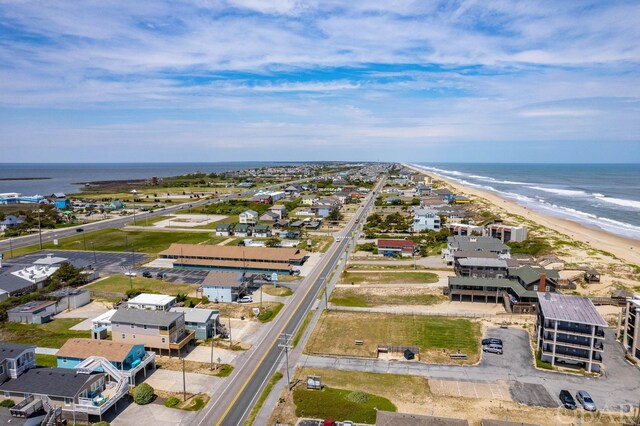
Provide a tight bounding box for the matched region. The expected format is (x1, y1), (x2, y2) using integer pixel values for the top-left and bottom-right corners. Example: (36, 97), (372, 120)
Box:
(170, 307), (219, 324)
(127, 293), (176, 306)
(537, 292), (607, 327)
(508, 265), (559, 284)
(457, 258), (508, 268)
(110, 308), (183, 327)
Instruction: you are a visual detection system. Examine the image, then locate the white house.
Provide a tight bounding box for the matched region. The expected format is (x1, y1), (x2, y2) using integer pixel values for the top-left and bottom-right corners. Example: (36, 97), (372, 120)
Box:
(202, 271), (247, 303)
(92, 309), (117, 331)
(413, 208), (441, 232)
(127, 293), (176, 311)
(239, 210), (258, 225)
(301, 194), (317, 205)
(269, 191), (286, 202)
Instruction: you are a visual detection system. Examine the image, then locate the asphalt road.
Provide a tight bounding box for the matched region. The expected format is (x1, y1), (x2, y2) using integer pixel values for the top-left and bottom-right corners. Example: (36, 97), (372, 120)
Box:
(193, 179), (384, 426)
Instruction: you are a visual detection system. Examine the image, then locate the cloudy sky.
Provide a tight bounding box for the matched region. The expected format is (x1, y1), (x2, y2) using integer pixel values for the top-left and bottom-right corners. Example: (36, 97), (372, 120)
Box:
(1, 0), (639, 162)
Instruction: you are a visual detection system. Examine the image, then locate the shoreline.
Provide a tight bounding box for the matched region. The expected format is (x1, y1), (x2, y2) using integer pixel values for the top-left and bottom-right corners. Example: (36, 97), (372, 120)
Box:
(402, 163), (640, 266)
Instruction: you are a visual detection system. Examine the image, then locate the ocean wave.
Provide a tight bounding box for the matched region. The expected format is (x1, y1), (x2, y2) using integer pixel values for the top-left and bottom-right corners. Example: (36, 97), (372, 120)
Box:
(594, 195), (640, 210)
(527, 186), (590, 197)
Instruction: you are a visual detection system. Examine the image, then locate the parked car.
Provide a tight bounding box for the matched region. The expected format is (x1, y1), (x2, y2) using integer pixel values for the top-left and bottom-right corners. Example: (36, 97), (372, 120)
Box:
(482, 338), (503, 346)
(576, 390), (596, 411)
(238, 296), (253, 304)
(323, 420), (336, 426)
(482, 344), (503, 354)
(559, 390), (577, 409)
(142, 271), (152, 278)
(156, 272), (168, 279)
(342, 422), (354, 426)
(124, 272), (137, 277)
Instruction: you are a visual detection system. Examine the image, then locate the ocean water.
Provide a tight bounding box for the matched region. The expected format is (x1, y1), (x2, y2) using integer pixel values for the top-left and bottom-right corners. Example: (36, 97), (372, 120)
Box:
(412, 163), (640, 241)
(0, 162), (299, 195)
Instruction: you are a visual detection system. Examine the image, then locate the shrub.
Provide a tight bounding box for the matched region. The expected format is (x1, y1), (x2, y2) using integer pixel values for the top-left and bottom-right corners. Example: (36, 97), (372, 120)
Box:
(346, 391), (369, 403)
(133, 383), (155, 405)
(126, 289), (142, 299)
(92, 422), (110, 426)
(0, 399), (15, 408)
(164, 396), (180, 408)
(201, 296), (209, 304)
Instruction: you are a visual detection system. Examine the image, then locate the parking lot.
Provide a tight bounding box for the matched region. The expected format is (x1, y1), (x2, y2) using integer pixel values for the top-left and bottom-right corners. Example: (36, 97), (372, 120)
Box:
(4, 250), (148, 275)
(133, 266), (209, 284)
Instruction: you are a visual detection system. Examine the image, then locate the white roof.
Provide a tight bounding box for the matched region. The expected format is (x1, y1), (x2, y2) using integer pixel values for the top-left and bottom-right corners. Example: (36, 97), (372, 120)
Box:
(127, 293), (176, 306)
(170, 307), (219, 323)
(33, 254), (68, 266)
(11, 265), (58, 283)
(92, 309), (117, 323)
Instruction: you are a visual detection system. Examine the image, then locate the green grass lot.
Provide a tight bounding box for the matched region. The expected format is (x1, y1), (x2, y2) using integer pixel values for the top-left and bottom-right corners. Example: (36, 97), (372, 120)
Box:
(306, 311), (480, 363)
(338, 271), (439, 285)
(347, 264), (429, 270)
(330, 288), (447, 308)
(261, 285), (293, 297)
(292, 311), (314, 348)
(296, 367), (428, 419)
(299, 235), (334, 253)
(258, 302), (284, 323)
(36, 354), (58, 367)
(32, 228), (221, 254)
(0, 318), (90, 348)
(85, 276), (200, 297)
(293, 387), (396, 424)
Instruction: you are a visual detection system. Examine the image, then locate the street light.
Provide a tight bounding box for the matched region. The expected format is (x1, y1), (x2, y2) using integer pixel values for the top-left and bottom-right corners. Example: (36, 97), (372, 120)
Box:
(35, 207), (43, 249)
(130, 189), (137, 225)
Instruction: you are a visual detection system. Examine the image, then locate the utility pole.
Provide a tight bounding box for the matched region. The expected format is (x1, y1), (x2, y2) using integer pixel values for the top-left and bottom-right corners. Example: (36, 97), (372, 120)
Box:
(182, 358), (187, 401)
(210, 335), (215, 370)
(323, 278), (328, 310)
(278, 333), (293, 391)
(36, 208), (43, 249)
(228, 317), (232, 348)
(9, 237), (13, 258)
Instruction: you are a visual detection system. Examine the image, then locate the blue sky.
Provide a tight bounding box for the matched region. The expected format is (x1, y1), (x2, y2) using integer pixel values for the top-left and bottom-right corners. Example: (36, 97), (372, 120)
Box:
(1, 0), (639, 162)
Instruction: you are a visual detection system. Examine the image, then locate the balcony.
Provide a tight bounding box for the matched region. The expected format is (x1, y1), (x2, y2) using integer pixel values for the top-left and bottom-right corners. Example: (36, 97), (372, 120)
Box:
(541, 348), (602, 364)
(9, 358), (36, 379)
(542, 336), (604, 352)
(10, 395), (44, 418)
(122, 351), (156, 380)
(544, 323), (605, 338)
(169, 330), (195, 350)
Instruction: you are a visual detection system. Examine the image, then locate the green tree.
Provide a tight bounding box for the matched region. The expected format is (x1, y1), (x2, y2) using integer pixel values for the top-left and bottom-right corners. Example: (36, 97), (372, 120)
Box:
(327, 208), (343, 221)
(266, 237), (281, 247)
(48, 262), (87, 290)
(133, 383), (155, 405)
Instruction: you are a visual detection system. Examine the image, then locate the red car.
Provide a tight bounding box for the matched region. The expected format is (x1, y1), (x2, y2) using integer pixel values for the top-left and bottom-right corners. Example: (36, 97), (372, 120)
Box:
(324, 420), (336, 426)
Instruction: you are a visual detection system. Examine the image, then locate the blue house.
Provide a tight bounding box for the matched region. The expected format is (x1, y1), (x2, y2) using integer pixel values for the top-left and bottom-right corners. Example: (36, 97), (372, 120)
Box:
(202, 270), (248, 303)
(55, 199), (71, 209)
(170, 307), (220, 340)
(56, 338), (146, 371)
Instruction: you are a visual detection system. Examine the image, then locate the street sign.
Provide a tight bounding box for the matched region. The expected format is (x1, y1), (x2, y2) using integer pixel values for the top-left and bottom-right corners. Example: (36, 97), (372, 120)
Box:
(271, 272), (278, 282)
(0, 253), (3, 260)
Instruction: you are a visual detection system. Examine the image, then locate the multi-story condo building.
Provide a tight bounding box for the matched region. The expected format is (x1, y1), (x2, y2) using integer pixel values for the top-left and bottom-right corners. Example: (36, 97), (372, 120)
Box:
(536, 292), (607, 373)
(621, 295), (640, 363)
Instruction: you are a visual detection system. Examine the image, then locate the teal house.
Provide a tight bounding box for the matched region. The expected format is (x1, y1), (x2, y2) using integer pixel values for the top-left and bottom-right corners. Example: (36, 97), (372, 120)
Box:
(56, 338), (146, 371)
(170, 307), (220, 340)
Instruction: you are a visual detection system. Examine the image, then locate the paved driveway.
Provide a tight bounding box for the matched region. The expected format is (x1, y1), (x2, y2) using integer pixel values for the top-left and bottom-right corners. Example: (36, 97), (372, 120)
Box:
(144, 368), (222, 396)
(299, 328), (640, 412)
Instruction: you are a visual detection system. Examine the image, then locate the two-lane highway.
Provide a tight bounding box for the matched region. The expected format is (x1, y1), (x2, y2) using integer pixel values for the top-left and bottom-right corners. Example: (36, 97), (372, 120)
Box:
(194, 177), (385, 426)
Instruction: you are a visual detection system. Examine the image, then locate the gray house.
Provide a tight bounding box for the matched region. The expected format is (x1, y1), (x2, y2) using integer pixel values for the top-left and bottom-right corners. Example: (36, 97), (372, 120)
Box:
(0, 342), (36, 383)
(7, 301), (57, 324)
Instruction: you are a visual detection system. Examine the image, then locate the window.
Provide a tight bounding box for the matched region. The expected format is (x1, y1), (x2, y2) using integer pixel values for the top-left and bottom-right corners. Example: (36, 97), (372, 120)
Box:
(161, 337), (166, 343)
(64, 398), (72, 406)
(0, 365), (3, 375)
(3, 392), (9, 398)
(131, 324), (135, 329)
(121, 334), (125, 339)
(132, 335), (135, 339)
(62, 358), (67, 363)
(143, 325), (147, 330)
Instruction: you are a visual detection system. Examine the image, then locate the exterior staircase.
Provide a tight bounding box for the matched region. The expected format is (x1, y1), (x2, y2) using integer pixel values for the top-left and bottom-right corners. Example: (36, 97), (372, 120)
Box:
(74, 356), (130, 416)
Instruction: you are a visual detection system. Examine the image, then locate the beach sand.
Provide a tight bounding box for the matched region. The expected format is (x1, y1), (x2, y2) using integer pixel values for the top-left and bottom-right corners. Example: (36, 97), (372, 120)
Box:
(403, 163), (640, 266)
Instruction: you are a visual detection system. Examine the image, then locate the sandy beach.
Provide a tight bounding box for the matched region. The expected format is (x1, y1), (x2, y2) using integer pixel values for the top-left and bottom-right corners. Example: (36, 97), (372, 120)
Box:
(403, 163), (640, 266)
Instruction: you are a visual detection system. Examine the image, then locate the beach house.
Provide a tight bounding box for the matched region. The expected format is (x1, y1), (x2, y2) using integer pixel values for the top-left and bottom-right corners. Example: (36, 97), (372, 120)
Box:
(0, 342), (36, 381)
(412, 208), (441, 232)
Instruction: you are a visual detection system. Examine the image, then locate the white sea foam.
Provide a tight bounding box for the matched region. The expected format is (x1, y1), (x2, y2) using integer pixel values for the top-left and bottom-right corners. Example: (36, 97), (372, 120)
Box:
(527, 186), (590, 197)
(594, 195), (640, 210)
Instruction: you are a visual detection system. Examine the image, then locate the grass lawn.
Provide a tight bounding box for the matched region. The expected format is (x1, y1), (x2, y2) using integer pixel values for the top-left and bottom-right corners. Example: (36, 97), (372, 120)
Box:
(299, 235), (334, 253)
(36, 354), (58, 367)
(293, 311), (314, 348)
(298, 367), (430, 409)
(293, 386), (395, 424)
(201, 301), (282, 321)
(330, 287), (447, 308)
(0, 318), (90, 348)
(85, 276), (199, 296)
(305, 311), (480, 363)
(258, 302), (284, 323)
(33, 228), (222, 254)
(261, 285), (293, 297)
(338, 271), (439, 284)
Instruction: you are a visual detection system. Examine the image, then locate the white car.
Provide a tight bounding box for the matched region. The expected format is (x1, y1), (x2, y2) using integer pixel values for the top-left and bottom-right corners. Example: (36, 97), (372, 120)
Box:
(238, 296), (253, 303)
(124, 272), (137, 277)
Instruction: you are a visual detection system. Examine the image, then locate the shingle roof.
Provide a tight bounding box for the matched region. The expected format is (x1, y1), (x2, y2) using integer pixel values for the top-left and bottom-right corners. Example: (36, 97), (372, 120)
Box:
(0, 342), (35, 364)
(448, 236), (508, 252)
(160, 243), (306, 262)
(457, 258), (508, 268)
(537, 292), (607, 327)
(202, 271), (245, 287)
(0, 269), (36, 294)
(377, 239), (415, 248)
(110, 309), (183, 327)
(56, 339), (138, 363)
(508, 265), (559, 284)
(0, 368), (100, 398)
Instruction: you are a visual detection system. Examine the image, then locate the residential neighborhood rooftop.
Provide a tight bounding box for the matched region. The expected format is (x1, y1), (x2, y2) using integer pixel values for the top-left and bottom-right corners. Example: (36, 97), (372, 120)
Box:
(0, 368), (99, 398)
(56, 338), (139, 363)
(128, 293), (176, 306)
(202, 271), (247, 287)
(0, 342), (36, 364)
(110, 309), (183, 327)
(170, 307), (219, 323)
